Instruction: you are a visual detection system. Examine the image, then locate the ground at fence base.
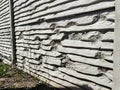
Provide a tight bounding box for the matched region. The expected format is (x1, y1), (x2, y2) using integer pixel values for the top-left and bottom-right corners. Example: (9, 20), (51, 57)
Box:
(0, 61), (57, 90)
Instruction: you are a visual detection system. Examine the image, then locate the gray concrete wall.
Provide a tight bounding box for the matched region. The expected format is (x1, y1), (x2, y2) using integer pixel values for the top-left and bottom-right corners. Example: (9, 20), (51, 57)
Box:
(0, 0), (12, 62)
(0, 0), (115, 90)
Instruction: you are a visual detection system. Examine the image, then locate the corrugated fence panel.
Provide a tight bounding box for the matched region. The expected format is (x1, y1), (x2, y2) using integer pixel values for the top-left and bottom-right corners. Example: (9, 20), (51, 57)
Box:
(0, 0), (12, 62)
(0, 0), (115, 90)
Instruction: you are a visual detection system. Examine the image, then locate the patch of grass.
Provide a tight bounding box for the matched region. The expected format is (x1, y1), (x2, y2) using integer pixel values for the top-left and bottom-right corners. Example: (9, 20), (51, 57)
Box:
(0, 63), (57, 90)
(10, 85), (15, 89)
(4, 68), (27, 79)
(16, 69), (27, 78)
(0, 64), (10, 77)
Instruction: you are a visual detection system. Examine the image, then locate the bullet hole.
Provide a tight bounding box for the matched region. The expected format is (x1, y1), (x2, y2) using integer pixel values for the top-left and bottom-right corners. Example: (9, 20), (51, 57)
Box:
(22, 57), (25, 60)
(44, 6), (49, 10)
(62, 33), (68, 40)
(69, 33), (82, 40)
(100, 15), (106, 20)
(95, 52), (104, 59)
(66, 61), (73, 69)
(50, 41), (55, 46)
(35, 36), (40, 41)
(38, 18), (44, 23)
(98, 67), (108, 73)
(53, 45), (57, 51)
(50, 23), (56, 30)
(24, 48), (29, 51)
(93, 15), (100, 23)
(19, 32), (23, 40)
(89, 34), (101, 42)
(66, 21), (76, 27)
(54, 29), (60, 34)
(61, 59), (69, 67)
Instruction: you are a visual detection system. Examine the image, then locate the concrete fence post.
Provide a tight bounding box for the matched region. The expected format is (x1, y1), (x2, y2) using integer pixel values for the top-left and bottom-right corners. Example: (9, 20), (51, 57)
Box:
(114, 0), (120, 90)
(9, 0), (16, 67)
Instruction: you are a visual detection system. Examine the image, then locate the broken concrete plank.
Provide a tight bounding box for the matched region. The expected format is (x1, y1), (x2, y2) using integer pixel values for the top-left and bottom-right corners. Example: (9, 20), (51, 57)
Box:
(17, 59), (24, 63)
(41, 45), (52, 51)
(16, 39), (40, 45)
(104, 55), (113, 62)
(61, 39), (112, 50)
(42, 63), (55, 70)
(31, 49), (61, 57)
(17, 62), (23, 67)
(25, 58), (42, 65)
(16, 47), (25, 51)
(16, 50), (41, 59)
(44, 1), (115, 20)
(102, 32), (114, 42)
(15, 0), (114, 23)
(43, 56), (61, 66)
(23, 30), (55, 35)
(58, 68), (112, 88)
(46, 51), (61, 57)
(66, 62), (100, 75)
(58, 21), (114, 33)
(24, 35), (48, 40)
(50, 33), (65, 40)
(41, 40), (53, 45)
(39, 67), (110, 90)
(104, 70), (113, 81)
(16, 43), (40, 49)
(25, 64), (80, 90)
(57, 45), (97, 57)
(16, 55), (24, 60)
(81, 31), (100, 41)
(68, 54), (113, 69)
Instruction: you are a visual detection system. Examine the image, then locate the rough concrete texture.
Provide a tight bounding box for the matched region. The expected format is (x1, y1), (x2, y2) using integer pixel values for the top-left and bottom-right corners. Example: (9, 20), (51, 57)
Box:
(0, 0), (12, 62)
(0, 0), (115, 90)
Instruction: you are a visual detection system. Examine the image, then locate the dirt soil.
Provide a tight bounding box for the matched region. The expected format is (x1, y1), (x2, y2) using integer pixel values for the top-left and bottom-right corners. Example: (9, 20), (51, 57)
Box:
(0, 62), (57, 90)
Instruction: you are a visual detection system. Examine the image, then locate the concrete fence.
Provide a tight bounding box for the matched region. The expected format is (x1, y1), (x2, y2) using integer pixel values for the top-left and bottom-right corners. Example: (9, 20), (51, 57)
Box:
(0, 0), (116, 90)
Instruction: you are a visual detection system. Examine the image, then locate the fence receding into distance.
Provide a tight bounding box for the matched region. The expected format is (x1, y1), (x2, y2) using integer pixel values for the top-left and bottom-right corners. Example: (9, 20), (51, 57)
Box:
(0, 0), (115, 90)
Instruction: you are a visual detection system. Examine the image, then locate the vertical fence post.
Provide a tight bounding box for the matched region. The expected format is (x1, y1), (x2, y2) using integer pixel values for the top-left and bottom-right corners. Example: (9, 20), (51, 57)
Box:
(9, 0), (16, 67)
(114, 0), (120, 90)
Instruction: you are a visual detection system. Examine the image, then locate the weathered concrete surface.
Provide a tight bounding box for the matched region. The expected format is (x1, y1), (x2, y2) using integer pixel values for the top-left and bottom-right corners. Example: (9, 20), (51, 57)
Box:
(0, 0), (115, 90)
(114, 0), (120, 90)
(14, 0), (114, 89)
(0, 0), (12, 62)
